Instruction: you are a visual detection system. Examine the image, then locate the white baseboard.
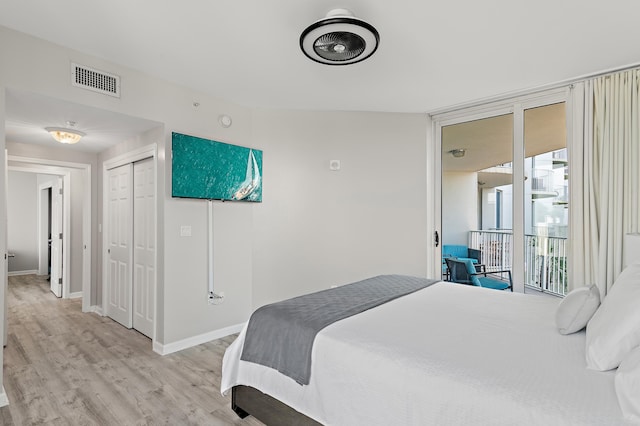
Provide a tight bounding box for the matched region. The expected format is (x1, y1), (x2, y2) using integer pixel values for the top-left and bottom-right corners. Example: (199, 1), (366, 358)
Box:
(88, 305), (104, 316)
(153, 322), (244, 356)
(0, 386), (9, 407)
(68, 291), (83, 299)
(8, 270), (38, 276)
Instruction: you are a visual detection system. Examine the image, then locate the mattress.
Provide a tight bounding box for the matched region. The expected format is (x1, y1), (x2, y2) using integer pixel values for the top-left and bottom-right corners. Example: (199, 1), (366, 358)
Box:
(241, 275), (437, 385)
(222, 281), (628, 425)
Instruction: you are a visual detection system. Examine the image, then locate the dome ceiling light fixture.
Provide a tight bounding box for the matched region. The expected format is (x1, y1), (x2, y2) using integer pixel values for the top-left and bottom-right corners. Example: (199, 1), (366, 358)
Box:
(448, 148), (466, 158)
(45, 120), (85, 144)
(300, 8), (380, 65)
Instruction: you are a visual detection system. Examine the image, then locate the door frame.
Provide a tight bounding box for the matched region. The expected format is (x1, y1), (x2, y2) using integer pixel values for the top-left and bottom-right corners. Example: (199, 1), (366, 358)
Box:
(102, 144), (157, 341)
(429, 87), (573, 292)
(7, 157), (91, 305)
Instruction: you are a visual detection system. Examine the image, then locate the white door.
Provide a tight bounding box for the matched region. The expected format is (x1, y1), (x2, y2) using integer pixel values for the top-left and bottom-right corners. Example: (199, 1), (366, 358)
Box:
(132, 158), (155, 338)
(106, 164), (133, 328)
(50, 177), (63, 297)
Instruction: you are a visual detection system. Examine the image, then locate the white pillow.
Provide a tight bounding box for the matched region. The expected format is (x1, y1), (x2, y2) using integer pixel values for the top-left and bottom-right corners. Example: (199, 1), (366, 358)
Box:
(585, 263), (640, 371)
(555, 284), (600, 335)
(615, 347), (640, 422)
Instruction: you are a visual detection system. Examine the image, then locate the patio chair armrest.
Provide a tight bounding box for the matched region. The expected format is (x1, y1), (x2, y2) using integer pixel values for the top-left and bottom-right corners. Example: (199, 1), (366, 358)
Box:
(470, 269), (513, 292)
(470, 270), (513, 291)
(470, 269), (513, 280)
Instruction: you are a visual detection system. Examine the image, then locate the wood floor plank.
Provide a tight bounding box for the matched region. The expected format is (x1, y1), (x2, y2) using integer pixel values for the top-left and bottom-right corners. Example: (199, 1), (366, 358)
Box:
(2, 275), (266, 425)
(56, 388), (113, 426)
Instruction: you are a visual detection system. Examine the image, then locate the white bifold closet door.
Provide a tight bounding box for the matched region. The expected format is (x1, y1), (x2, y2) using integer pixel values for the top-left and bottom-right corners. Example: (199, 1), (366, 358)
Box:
(107, 163), (133, 328)
(106, 158), (155, 338)
(132, 158), (155, 338)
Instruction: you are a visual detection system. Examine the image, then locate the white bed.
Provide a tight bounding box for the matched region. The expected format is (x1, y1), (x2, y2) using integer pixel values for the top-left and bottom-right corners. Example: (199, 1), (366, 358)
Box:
(222, 281), (629, 425)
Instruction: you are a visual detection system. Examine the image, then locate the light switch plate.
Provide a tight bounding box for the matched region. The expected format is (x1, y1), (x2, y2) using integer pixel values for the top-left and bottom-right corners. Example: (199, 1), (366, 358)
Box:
(180, 225), (192, 237)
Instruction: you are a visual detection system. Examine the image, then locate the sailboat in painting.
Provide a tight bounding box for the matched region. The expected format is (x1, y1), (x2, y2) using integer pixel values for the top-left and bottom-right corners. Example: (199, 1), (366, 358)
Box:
(232, 149), (261, 201)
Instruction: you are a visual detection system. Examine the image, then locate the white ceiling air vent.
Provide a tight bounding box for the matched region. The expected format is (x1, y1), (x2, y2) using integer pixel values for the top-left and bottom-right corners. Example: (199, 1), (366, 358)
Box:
(71, 63), (121, 98)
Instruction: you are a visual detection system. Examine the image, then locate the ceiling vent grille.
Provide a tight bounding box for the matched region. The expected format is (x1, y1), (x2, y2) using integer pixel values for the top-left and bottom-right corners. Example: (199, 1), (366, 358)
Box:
(71, 63), (120, 97)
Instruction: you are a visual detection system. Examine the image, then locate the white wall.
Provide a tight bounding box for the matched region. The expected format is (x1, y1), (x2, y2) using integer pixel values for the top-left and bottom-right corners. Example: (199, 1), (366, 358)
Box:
(0, 87), (6, 404)
(251, 109), (429, 307)
(442, 171), (478, 246)
(0, 26), (255, 349)
(7, 171), (38, 273)
(69, 169), (83, 294)
(0, 26), (432, 358)
(162, 128), (254, 345)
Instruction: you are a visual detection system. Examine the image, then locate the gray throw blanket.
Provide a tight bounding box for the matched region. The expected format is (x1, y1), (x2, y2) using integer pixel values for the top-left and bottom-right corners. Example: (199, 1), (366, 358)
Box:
(240, 274), (438, 385)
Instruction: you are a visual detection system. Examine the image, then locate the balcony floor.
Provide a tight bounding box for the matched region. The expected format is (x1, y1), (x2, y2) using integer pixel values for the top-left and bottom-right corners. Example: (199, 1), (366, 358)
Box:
(524, 286), (562, 299)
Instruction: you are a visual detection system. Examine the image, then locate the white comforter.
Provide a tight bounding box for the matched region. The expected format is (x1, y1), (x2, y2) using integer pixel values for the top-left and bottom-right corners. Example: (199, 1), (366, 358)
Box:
(222, 282), (627, 425)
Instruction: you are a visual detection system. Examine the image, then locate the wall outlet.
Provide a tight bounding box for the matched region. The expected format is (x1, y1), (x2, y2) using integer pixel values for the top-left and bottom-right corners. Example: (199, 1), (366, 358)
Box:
(209, 291), (225, 305)
(180, 225), (192, 237)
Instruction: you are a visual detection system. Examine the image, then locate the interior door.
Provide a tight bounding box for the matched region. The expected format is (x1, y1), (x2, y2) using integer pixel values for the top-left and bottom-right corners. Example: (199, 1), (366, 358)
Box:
(132, 158), (155, 338)
(49, 176), (63, 297)
(107, 163), (133, 328)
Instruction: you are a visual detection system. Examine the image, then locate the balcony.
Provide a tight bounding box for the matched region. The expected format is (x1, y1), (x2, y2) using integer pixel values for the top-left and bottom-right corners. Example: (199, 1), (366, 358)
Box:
(530, 169), (558, 199)
(469, 230), (567, 296)
(552, 150), (568, 168)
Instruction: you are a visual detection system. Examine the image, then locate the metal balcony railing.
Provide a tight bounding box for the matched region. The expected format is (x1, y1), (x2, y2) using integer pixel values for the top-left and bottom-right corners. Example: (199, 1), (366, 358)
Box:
(531, 169), (554, 193)
(552, 150), (567, 161)
(469, 230), (567, 296)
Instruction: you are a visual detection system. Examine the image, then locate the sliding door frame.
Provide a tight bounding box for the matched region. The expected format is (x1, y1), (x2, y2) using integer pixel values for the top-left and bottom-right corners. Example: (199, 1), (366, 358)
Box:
(429, 87), (573, 292)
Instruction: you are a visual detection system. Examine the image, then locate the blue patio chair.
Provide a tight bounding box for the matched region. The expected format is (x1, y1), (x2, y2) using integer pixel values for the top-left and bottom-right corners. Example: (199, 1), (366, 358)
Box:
(442, 245), (481, 264)
(442, 245), (481, 279)
(445, 258), (512, 291)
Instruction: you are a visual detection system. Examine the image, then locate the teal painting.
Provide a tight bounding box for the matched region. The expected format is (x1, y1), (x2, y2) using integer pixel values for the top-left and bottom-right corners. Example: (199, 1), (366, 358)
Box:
(172, 132), (262, 202)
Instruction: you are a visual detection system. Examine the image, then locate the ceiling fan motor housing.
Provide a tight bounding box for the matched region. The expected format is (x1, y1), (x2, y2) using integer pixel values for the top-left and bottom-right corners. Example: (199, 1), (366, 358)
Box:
(300, 9), (380, 65)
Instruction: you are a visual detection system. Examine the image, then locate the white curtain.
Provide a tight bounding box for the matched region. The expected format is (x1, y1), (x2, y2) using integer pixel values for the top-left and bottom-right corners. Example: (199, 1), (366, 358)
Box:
(571, 70), (640, 298)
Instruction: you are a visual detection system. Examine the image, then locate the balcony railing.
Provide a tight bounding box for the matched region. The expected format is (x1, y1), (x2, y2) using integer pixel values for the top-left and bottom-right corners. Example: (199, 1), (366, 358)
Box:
(531, 169), (555, 193)
(469, 230), (567, 296)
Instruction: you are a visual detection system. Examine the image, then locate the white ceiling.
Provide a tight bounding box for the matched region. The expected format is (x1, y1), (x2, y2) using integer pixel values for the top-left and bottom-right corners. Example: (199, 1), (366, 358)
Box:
(1, 1), (638, 154)
(5, 89), (162, 153)
(1, 0), (639, 114)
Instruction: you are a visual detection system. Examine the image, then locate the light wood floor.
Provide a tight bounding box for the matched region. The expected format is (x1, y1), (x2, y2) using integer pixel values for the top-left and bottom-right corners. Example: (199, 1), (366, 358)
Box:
(0, 274), (263, 425)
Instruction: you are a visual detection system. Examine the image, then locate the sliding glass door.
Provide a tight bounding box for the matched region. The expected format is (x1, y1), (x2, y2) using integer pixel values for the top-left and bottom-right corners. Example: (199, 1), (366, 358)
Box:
(441, 113), (514, 281)
(523, 103), (568, 295)
(433, 88), (570, 295)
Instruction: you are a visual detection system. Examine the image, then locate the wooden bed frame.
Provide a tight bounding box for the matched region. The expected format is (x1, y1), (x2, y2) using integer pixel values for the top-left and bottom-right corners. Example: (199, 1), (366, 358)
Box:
(232, 385), (322, 425)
